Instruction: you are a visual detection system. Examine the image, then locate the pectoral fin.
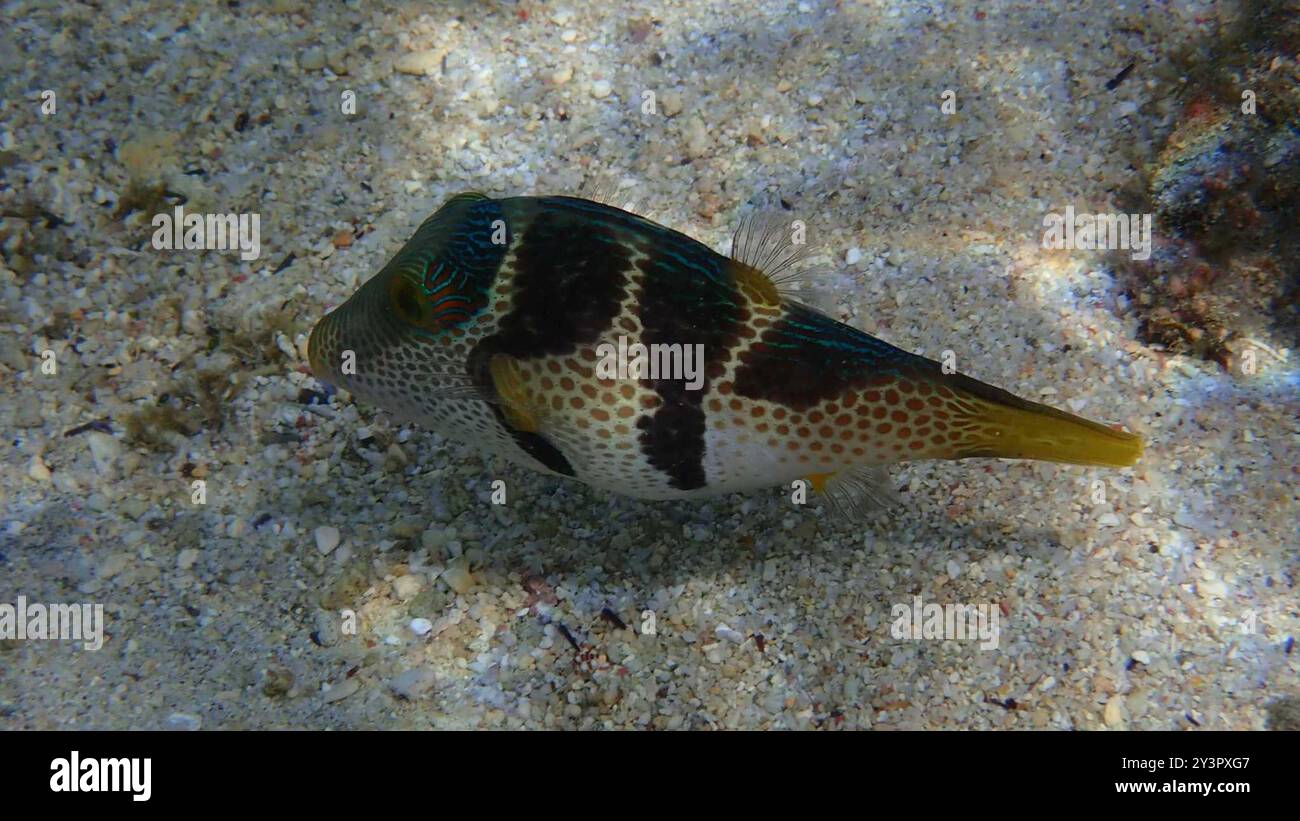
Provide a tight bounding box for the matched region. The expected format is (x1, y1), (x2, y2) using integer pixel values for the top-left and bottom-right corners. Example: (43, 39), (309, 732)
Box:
(488, 354), (542, 433)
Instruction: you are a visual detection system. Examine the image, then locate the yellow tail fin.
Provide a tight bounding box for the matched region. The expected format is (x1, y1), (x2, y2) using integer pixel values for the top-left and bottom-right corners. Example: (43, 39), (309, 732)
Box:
(936, 372), (1144, 467)
(957, 394), (1143, 467)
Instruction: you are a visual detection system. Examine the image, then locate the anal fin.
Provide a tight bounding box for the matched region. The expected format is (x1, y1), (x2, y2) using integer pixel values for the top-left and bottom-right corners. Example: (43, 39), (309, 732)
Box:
(811, 465), (900, 518)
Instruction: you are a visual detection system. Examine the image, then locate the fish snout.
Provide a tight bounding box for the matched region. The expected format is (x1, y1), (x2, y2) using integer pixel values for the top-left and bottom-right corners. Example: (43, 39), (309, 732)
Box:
(307, 309), (341, 385)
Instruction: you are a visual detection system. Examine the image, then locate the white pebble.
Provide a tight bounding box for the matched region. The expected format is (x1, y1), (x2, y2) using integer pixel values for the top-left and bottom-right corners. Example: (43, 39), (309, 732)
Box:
(388, 668), (436, 700)
(275, 331), (297, 360)
(165, 712), (202, 731)
(684, 117), (710, 158)
(321, 677), (360, 703)
(300, 47), (325, 71)
(1103, 695), (1124, 727)
(27, 455), (51, 482)
(314, 526), (340, 555)
(86, 432), (122, 473)
(395, 49), (443, 76)
(590, 80), (612, 99)
(660, 90), (684, 117)
(392, 574), (423, 600)
(715, 624), (745, 643)
(1198, 579), (1227, 600)
(410, 617), (433, 636)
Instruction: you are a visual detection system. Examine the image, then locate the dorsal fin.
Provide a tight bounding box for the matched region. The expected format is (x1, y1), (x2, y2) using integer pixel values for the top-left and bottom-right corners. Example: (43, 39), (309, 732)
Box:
(728, 211), (835, 307)
(577, 175), (646, 217)
(730, 213), (807, 283)
(577, 176), (620, 207)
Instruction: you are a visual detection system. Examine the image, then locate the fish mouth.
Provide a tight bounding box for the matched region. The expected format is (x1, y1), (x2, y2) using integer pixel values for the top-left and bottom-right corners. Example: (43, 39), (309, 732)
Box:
(307, 311), (338, 385)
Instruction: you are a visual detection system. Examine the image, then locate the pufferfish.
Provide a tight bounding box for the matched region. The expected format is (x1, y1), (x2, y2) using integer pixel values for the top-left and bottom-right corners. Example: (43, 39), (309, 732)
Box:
(308, 192), (1142, 514)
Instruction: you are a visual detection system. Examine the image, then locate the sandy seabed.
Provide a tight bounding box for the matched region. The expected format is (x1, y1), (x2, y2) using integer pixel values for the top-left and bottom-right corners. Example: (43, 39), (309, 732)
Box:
(1, 0), (1296, 729)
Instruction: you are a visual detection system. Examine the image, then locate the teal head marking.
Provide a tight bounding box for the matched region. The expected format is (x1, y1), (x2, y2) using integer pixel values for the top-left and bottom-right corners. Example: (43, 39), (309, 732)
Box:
(383, 192), (506, 335)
